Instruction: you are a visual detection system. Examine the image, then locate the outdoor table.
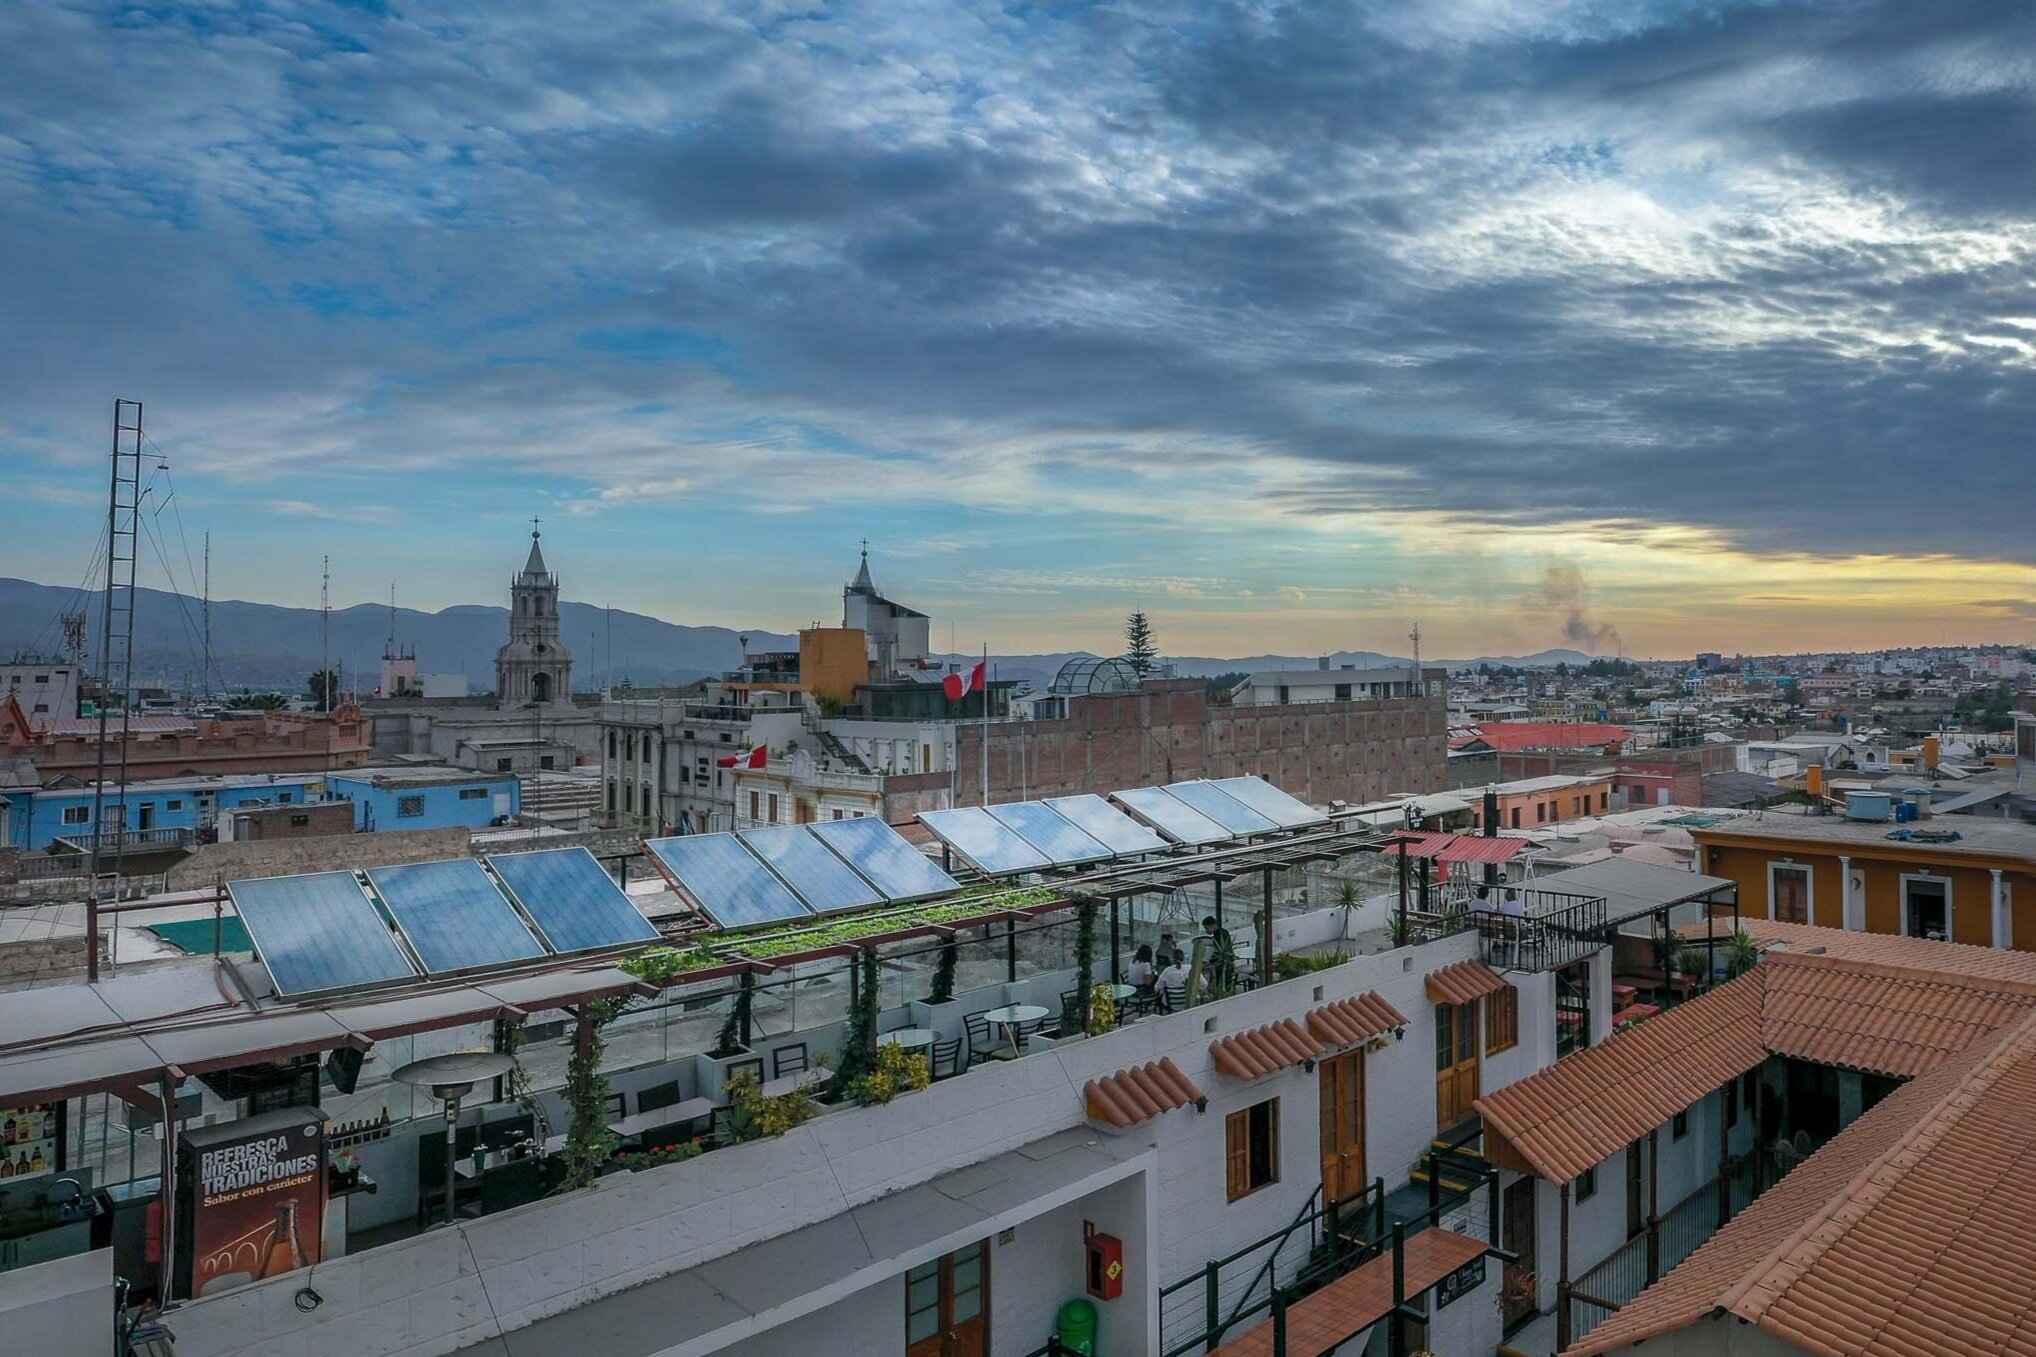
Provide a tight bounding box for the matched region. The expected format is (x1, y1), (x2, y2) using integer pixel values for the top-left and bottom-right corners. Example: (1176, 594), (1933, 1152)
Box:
(1104, 984), (1137, 1002)
(881, 1028), (937, 1050)
(1612, 1002), (1661, 1026)
(1610, 982), (1639, 1004)
(978, 1004), (1049, 1057)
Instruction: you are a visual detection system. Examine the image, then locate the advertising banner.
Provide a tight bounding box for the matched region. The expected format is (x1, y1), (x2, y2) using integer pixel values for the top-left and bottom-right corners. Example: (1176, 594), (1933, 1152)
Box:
(177, 1105), (326, 1300)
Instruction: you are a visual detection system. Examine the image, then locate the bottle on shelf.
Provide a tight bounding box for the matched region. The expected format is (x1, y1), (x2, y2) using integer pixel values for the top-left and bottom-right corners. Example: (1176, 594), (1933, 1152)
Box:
(28, 1146), (45, 1174)
(0, 1155), (13, 1179)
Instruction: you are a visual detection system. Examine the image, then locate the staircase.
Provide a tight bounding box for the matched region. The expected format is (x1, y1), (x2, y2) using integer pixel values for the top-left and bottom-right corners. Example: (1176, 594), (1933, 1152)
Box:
(814, 727), (871, 773)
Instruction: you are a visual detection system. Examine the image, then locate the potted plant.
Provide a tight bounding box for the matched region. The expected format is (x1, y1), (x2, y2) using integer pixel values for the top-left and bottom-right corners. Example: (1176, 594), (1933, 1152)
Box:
(1726, 928), (1760, 978)
(844, 1043), (931, 1106)
(911, 935), (961, 1027)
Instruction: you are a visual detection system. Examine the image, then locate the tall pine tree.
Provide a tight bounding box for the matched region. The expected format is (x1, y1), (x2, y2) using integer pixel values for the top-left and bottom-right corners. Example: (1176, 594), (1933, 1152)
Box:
(1124, 610), (1157, 677)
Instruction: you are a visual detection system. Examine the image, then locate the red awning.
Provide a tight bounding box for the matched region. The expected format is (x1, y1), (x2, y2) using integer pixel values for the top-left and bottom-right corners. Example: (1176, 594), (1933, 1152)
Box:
(1388, 831), (1526, 865)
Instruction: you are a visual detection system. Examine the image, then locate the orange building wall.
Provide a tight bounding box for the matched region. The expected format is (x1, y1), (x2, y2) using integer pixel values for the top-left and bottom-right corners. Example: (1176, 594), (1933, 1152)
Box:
(799, 628), (868, 706)
(1469, 776), (1614, 831)
(1698, 838), (2036, 951)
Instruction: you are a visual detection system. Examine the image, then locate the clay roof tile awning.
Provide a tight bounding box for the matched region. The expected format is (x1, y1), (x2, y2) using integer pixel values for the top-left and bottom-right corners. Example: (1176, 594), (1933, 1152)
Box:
(1388, 831), (1528, 865)
(1084, 1057), (1205, 1128)
(1308, 992), (1409, 1048)
(1425, 960), (1511, 1006)
(1211, 1019), (1324, 1081)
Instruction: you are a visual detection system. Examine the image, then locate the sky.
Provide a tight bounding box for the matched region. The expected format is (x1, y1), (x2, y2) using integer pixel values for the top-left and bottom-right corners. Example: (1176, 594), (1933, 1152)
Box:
(2, 0), (2033, 661)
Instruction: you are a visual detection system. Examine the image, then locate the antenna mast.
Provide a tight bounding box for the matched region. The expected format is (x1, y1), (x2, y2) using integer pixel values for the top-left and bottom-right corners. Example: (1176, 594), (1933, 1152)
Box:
(87, 399), (144, 982)
(321, 555), (331, 713)
(201, 530), (212, 701)
(1408, 621), (1422, 697)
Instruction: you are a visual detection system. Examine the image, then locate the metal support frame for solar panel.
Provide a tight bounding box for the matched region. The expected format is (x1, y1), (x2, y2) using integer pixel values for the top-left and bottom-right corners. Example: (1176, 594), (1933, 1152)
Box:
(807, 816), (961, 903)
(1109, 786), (1232, 846)
(1205, 776), (1329, 829)
(365, 858), (548, 977)
(983, 801), (1114, 867)
(1042, 794), (1169, 858)
(1156, 780), (1281, 836)
(917, 806), (1053, 875)
(228, 870), (422, 1000)
(739, 825), (884, 914)
(642, 834), (814, 930)
(487, 846), (662, 954)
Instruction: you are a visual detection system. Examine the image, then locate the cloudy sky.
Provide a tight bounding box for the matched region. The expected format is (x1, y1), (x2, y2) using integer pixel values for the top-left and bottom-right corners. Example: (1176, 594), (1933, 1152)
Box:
(3, 0), (2033, 659)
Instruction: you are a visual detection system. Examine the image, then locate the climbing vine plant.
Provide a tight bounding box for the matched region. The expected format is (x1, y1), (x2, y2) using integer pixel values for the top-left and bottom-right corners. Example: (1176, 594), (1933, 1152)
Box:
(832, 946), (882, 1098)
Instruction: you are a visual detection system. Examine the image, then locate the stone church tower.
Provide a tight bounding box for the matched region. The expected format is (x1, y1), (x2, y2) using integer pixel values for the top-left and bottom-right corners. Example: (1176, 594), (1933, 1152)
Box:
(496, 523), (573, 705)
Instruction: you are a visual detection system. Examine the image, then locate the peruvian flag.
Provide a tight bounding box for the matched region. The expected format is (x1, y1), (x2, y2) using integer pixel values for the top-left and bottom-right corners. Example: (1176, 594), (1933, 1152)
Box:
(943, 660), (985, 702)
(717, 743), (767, 769)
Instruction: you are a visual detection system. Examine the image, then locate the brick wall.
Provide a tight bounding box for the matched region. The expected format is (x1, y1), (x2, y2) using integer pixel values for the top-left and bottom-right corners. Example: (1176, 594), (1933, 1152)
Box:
(955, 681), (1448, 806)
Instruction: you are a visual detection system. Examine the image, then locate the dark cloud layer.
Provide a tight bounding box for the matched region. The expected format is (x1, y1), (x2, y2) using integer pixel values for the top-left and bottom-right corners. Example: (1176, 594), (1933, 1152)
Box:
(1, 0), (2033, 567)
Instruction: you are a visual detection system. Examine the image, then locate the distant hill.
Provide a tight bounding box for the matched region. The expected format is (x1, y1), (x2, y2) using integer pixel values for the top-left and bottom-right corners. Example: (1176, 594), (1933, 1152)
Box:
(0, 578), (794, 695)
(0, 575), (1601, 699)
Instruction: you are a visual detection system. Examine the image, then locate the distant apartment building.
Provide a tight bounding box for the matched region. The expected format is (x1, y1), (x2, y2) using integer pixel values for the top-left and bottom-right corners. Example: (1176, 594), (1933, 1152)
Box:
(0, 658), (81, 721)
(0, 690), (371, 783)
(1230, 662), (1446, 706)
(1467, 772), (1615, 831)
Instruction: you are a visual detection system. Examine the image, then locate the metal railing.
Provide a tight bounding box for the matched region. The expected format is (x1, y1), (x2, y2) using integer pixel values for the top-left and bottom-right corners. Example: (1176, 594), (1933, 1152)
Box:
(1475, 888), (1609, 972)
(1568, 1176), (1725, 1344)
(1157, 1182), (1376, 1357)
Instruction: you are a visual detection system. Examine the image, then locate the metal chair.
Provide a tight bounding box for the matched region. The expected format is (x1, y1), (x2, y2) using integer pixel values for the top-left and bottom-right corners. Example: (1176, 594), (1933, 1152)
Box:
(964, 1011), (997, 1060)
(1012, 1016), (1046, 1054)
(1158, 979), (1188, 1013)
(723, 1057), (764, 1094)
(772, 1043), (808, 1080)
(929, 1036), (966, 1081)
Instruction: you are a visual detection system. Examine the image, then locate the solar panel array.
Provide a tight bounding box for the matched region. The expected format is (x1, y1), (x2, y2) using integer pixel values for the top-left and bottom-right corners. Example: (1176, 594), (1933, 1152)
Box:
(229, 845), (659, 999)
(643, 817), (963, 931)
(919, 807), (1054, 874)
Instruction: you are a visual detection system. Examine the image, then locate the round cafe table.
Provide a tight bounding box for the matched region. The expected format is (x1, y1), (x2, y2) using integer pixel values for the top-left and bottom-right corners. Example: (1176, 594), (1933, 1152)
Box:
(977, 1004), (1049, 1057)
(881, 1028), (936, 1050)
(1104, 984), (1137, 1002)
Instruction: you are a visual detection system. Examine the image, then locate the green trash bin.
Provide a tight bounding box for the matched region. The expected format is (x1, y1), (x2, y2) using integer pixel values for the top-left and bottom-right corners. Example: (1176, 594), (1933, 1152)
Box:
(1056, 1297), (1098, 1355)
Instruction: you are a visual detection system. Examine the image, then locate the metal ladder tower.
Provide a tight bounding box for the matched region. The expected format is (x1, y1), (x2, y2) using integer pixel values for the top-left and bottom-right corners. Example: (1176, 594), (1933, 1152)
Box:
(86, 398), (144, 981)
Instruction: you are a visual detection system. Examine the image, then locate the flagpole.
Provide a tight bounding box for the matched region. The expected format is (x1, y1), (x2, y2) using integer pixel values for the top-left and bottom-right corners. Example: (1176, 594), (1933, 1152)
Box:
(980, 641), (989, 807)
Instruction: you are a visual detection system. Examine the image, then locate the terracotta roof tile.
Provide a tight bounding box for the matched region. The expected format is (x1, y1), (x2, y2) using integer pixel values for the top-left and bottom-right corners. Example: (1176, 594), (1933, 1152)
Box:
(1210, 1228), (1490, 1357)
(1566, 1010), (2036, 1357)
(1210, 1019), (1324, 1081)
(1387, 830), (1528, 864)
(1083, 1056), (1204, 1128)
(1426, 960), (1511, 1006)
(1308, 992), (1409, 1048)
(1479, 941), (2036, 1184)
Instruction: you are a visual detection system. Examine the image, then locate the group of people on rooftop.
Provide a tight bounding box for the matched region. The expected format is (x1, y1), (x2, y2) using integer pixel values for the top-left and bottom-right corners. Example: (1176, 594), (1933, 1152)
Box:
(1122, 916), (1235, 1010)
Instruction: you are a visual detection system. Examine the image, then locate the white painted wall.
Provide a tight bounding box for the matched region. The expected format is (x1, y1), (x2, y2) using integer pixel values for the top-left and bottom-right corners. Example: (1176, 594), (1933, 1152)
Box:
(169, 924), (1556, 1357)
(0, 1247), (111, 1357)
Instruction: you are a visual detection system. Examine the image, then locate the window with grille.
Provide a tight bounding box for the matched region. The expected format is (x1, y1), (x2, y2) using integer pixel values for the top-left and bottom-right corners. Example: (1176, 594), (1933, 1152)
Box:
(396, 795), (425, 817)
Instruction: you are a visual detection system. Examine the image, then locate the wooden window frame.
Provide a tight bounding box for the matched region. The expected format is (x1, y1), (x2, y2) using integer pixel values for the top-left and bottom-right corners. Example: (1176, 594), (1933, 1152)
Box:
(1485, 985), (1518, 1055)
(1576, 1165), (1597, 1202)
(1225, 1098), (1281, 1202)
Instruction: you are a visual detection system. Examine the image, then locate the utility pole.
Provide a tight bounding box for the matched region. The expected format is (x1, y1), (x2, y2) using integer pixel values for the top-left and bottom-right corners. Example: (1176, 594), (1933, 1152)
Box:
(1408, 621), (1423, 698)
(87, 399), (144, 982)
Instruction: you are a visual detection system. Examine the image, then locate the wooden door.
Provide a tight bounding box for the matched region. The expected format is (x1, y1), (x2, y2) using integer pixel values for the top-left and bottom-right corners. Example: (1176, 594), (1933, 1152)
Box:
(1502, 1176), (1537, 1326)
(1773, 867), (1810, 924)
(1319, 1050), (1366, 1206)
(906, 1241), (989, 1357)
(1435, 1001), (1481, 1129)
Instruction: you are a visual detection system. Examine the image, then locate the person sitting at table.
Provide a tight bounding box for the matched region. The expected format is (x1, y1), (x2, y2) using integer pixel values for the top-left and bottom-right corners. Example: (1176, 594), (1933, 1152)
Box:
(1125, 944), (1157, 991)
(1155, 950), (1191, 1009)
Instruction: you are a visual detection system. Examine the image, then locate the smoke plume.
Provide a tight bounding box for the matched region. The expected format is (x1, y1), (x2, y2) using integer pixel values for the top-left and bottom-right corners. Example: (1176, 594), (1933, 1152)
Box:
(1537, 564), (1622, 655)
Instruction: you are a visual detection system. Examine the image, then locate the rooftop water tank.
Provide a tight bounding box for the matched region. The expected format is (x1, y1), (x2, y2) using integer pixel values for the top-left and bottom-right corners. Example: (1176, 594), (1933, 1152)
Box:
(1845, 791), (1892, 822)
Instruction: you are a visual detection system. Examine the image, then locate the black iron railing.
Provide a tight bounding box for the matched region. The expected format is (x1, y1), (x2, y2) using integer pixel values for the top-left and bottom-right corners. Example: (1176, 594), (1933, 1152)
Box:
(1476, 887), (1609, 972)
(1568, 1176), (1724, 1344)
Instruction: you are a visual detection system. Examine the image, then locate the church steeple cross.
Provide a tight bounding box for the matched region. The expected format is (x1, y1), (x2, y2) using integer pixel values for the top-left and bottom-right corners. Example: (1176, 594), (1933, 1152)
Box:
(532, 515), (542, 538)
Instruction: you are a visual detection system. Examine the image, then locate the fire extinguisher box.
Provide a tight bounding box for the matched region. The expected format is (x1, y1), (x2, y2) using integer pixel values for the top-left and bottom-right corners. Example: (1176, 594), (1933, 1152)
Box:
(1084, 1221), (1124, 1301)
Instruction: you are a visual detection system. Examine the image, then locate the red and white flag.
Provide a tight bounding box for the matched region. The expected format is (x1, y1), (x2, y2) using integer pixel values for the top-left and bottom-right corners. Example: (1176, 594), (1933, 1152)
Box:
(943, 660), (985, 702)
(717, 743), (767, 769)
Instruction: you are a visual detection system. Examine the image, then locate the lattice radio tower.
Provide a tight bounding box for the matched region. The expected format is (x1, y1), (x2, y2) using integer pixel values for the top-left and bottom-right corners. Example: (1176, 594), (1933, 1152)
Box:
(87, 399), (144, 981)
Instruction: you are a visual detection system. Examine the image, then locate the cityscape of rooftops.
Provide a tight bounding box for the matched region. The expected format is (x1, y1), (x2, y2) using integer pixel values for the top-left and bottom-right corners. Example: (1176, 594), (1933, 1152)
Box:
(1, 4), (2033, 1357)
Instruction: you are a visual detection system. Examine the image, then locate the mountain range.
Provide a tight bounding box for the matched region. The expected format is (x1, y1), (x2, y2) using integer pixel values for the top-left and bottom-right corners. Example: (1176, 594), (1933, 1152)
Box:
(0, 577), (1596, 697)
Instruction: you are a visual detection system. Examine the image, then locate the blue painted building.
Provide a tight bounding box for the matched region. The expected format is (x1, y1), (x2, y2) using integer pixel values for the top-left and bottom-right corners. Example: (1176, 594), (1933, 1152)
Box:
(1, 766), (522, 850)
(0, 772), (325, 851)
(323, 766), (521, 833)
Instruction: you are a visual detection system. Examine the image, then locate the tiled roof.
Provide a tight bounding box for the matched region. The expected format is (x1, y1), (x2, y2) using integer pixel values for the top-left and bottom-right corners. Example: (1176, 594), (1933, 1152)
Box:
(1481, 971), (1766, 1183)
(1449, 721), (1629, 752)
(1308, 992), (1409, 1048)
(1083, 1057), (1204, 1128)
(1696, 917), (2036, 992)
(1386, 831), (1527, 864)
(1425, 960), (1511, 1006)
(1210, 1019), (1323, 1081)
(1479, 943), (2036, 1183)
(1210, 1227), (1490, 1357)
(1566, 1011), (2036, 1357)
